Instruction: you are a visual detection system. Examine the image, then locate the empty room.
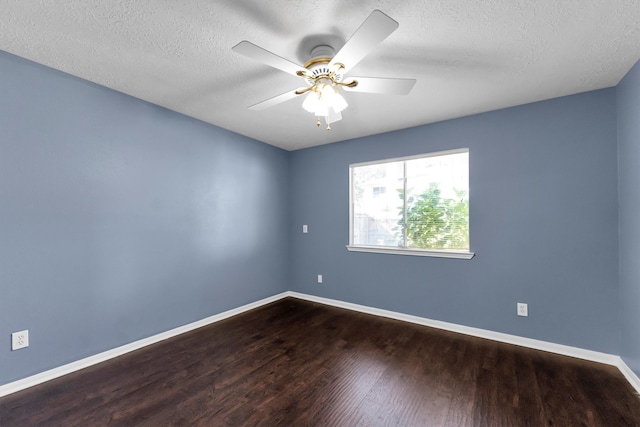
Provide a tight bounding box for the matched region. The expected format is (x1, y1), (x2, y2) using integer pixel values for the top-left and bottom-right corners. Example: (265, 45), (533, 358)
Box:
(1, 1), (640, 425)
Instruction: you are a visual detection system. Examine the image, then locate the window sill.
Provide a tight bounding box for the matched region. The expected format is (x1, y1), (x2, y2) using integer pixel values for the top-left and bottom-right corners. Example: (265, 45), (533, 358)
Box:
(345, 245), (475, 259)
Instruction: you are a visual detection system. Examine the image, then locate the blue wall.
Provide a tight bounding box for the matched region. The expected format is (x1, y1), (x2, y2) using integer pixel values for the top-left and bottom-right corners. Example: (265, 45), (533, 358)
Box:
(290, 89), (620, 354)
(0, 51), (290, 385)
(1, 47), (636, 387)
(618, 59), (640, 377)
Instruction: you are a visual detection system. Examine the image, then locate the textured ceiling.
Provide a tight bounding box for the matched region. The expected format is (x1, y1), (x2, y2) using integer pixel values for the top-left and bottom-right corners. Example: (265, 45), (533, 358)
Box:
(2, 1), (639, 150)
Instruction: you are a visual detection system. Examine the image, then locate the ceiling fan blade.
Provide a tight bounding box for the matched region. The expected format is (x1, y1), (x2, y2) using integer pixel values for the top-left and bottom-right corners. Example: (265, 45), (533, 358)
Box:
(233, 41), (304, 77)
(343, 77), (416, 95)
(329, 10), (399, 73)
(248, 89), (301, 111)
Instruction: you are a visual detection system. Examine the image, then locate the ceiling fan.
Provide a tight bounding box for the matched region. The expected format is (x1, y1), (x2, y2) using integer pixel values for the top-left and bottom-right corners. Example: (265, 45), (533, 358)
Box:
(232, 10), (416, 130)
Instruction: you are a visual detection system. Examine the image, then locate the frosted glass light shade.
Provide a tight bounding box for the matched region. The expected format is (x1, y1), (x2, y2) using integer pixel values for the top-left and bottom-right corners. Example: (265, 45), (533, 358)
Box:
(302, 83), (348, 117)
(302, 91), (320, 113)
(331, 91), (348, 113)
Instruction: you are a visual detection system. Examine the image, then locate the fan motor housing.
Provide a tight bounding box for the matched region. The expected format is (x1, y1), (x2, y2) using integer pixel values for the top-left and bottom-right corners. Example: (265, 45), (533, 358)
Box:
(303, 45), (344, 85)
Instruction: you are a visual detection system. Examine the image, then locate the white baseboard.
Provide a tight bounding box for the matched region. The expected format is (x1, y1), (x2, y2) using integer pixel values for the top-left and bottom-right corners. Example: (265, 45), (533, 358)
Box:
(287, 291), (640, 395)
(616, 356), (640, 395)
(0, 292), (288, 398)
(2, 290), (639, 398)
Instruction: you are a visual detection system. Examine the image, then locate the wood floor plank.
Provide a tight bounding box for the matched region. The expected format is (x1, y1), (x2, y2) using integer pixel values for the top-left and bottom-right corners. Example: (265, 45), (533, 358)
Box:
(1, 297), (639, 426)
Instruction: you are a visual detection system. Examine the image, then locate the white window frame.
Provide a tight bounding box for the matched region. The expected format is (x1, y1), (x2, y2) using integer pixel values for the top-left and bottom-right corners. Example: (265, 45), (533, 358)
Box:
(347, 148), (474, 259)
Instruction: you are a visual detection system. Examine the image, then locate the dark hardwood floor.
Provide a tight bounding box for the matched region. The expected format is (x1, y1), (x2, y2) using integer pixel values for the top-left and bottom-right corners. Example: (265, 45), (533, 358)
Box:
(1, 297), (639, 426)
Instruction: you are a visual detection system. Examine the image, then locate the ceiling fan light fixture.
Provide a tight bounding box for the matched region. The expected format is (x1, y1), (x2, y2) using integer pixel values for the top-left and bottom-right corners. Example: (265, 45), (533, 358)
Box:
(302, 91), (320, 113)
(329, 88), (348, 113)
(302, 83), (348, 128)
(314, 100), (330, 118)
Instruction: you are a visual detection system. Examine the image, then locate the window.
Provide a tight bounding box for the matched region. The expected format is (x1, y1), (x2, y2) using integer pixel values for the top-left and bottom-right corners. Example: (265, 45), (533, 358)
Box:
(348, 148), (473, 259)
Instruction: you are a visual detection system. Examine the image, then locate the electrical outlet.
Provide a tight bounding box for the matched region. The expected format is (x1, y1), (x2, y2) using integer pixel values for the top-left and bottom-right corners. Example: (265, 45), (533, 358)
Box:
(12, 330), (29, 350)
(517, 303), (528, 317)
(317, 274), (323, 284)
(302, 225), (308, 233)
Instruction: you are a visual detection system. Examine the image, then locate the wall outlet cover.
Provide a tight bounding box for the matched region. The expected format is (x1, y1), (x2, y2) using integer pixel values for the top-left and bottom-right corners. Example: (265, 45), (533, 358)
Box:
(12, 330), (29, 350)
(517, 303), (528, 317)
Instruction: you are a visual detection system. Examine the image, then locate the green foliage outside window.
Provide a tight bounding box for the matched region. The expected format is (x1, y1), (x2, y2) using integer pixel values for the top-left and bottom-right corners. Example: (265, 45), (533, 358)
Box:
(396, 183), (469, 250)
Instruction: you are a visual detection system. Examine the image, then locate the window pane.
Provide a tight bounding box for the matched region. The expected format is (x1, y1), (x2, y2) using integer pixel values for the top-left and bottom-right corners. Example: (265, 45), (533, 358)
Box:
(352, 161), (404, 247)
(350, 149), (469, 253)
(405, 152), (469, 250)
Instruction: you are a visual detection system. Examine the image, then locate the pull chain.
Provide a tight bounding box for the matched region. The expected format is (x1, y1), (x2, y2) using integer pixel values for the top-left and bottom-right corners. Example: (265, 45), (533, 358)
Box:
(314, 116), (332, 130)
